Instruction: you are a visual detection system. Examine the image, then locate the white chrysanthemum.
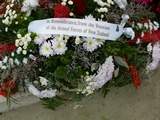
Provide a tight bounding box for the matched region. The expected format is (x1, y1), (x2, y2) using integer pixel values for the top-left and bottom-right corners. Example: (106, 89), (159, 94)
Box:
(51, 35), (68, 55)
(52, 41), (67, 55)
(39, 42), (53, 57)
(83, 38), (104, 52)
(21, 0), (39, 15)
(34, 34), (51, 45)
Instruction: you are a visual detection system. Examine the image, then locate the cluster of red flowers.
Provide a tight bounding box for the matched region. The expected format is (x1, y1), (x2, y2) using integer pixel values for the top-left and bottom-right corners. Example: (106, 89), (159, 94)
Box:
(53, 0), (86, 18)
(39, 0), (87, 18)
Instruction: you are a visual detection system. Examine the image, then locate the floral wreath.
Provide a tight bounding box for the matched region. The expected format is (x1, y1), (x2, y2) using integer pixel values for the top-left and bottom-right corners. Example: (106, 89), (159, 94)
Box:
(0, 0), (160, 109)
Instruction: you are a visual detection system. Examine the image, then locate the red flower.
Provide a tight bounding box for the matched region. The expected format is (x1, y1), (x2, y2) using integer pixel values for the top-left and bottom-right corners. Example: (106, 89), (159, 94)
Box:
(72, 0), (86, 16)
(129, 65), (141, 89)
(53, 4), (71, 18)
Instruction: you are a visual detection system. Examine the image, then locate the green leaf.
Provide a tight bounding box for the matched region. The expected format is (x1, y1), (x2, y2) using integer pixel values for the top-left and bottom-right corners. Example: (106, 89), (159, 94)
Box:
(54, 66), (67, 79)
(114, 56), (129, 69)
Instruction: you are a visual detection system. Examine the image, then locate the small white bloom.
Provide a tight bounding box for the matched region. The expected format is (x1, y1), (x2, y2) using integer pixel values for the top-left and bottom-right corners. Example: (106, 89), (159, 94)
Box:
(22, 58), (28, 64)
(22, 50), (27, 55)
(14, 58), (20, 65)
(39, 76), (48, 86)
(3, 56), (8, 63)
(75, 37), (82, 45)
(68, 0), (73, 5)
(21, 0), (39, 15)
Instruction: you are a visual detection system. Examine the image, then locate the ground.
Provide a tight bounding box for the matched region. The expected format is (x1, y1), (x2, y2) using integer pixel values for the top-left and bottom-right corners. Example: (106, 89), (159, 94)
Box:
(0, 68), (160, 120)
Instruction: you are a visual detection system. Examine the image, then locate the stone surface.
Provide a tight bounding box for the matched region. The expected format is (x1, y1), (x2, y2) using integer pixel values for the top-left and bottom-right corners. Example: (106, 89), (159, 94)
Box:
(0, 69), (160, 120)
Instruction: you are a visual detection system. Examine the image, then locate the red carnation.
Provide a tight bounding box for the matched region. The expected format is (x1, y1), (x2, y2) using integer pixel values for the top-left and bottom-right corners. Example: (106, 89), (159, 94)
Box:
(53, 4), (71, 18)
(72, 0), (86, 16)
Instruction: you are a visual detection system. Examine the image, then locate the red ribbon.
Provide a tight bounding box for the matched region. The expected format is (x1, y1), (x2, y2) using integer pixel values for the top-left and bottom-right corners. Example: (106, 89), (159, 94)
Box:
(129, 65), (141, 89)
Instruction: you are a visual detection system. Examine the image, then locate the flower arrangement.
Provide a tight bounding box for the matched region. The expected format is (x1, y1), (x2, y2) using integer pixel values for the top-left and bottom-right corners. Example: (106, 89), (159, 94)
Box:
(0, 0), (160, 109)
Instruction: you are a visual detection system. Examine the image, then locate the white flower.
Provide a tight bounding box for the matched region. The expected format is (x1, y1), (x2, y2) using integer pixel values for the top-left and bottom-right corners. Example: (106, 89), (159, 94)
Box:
(14, 58), (20, 65)
(39, 89), (57, 98)
(21, 0), (39, 15)
(68, 0), (73, 5)
(83, 38), (104, 52)
(52, 41), (67, 55)
(3, 56), (8, 63)
(39, 42), (53, 57)
(34, 34), (51, 45)
(75, 37), (82, 45)
(39, 76), (48, 86)
(22, 58), (28, 64)
(51, 36), (68, 55)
